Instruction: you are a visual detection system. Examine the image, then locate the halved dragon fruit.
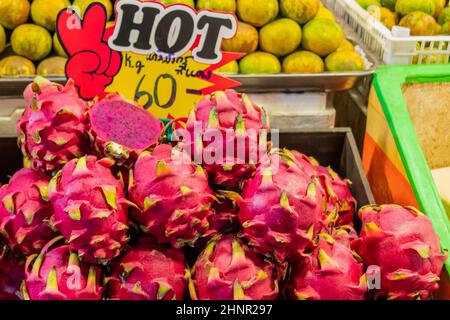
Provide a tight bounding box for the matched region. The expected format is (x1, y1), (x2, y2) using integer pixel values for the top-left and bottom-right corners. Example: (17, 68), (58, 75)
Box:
(89, 93), (163, 166)
(17, 78), (90, 173)
(107, 237), (187, 300)
(352, 205), (447, 300)
(22, 237), (103, 300)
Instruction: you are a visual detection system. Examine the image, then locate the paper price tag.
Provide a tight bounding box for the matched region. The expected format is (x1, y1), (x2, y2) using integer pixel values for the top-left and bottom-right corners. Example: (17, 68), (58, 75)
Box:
(57, 0), (242, 118)
(107, 51), (212, 119)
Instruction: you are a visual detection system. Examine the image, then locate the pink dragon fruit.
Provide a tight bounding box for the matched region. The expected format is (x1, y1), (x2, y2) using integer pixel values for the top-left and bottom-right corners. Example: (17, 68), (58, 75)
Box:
(189, 235), (279, 300)
(48, 156), (130, 264)
(327, 225), (359, 245)
(0, 246), (25, 300)
(185, 90), (269, 188)
(315, 164), (356, 226)
(107, 237), (187, 300)
(286, 229), (367, 300)
(17, 77), (90, 173)
(22, 237), (103, 300)
(237, 149), (326, 262)
(128, 144), (215, 248)
(208, 194), (240, 235)
(190, 195), (241, 257)
(291, 151), (356, 226)
(352, 205), (447, 300)
(89, 93), (163, 166)
(0, 168), (58, 255)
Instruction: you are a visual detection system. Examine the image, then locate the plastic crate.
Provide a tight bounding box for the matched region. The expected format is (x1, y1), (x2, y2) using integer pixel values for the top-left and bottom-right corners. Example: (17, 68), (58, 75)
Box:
(362, 64), (450, 276)
(325, 0), (450, 65)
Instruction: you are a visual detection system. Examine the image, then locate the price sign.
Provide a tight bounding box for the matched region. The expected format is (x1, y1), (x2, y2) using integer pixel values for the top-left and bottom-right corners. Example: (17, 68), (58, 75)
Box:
(56, 0), (242, 119)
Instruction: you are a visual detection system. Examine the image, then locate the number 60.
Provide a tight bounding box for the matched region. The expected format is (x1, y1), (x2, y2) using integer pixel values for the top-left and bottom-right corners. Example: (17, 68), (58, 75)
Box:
(134, 74), (177, 110)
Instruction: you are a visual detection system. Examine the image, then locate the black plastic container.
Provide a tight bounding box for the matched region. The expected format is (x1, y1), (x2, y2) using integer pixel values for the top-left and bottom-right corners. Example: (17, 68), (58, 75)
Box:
(278, 128), (374, 209)
(0, 128), (374, 207)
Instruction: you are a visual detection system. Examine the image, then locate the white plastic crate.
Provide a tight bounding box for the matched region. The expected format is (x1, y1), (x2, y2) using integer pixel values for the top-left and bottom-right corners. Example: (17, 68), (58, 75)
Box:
(324, 0), (450, 65)
(248, 93), (335, 129)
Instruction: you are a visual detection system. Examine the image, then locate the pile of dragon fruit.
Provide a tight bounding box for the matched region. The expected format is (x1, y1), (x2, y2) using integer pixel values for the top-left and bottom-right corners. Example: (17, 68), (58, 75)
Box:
(0, 78), (447, 300)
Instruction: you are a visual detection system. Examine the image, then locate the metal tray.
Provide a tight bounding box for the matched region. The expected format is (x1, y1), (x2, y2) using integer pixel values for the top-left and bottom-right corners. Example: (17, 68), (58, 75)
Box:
(229, 70), (374, 92)
(0, 68), (375, 97)
(0, 12), (379, 96)
(229, 14), (380, 93)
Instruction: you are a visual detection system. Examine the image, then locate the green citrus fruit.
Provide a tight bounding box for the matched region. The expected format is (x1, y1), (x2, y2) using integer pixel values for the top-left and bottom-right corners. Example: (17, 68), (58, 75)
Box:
(399, 11), (440, 35)
(37, 56), (67, 76)
(216, 61), (239, 74)
(336, 39), (355, 52)
(0, 0), (30, 30)
(368, 6), (398, 29)
(395, 0), (435, 17)
(325, 51), (365, 71)
(239, 52), (281, 74)
(314, 5), (335, 20)
(441, 21), (450, 34)
(222, 21), (258, 53)
(0, 25), (5, 55)
(31, 0), (71, 31)
(237, 0), (279, 27)
(11, 24), (53, 61)
(302, 18), (345, 57)
(260, 18), (302, 57)
(53, 32), (67, 58)
(438, 7), (450, 25)
(433, 0), (446, 18)
(197, 0), (236, 12)
(412, 44), (447, 63)
(0, 55), (36, 77)
(280, 0), (321, 24)
(356, 0), (381, 10)
(282, 50), (324, 73)
(380, 0), (397, 11)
